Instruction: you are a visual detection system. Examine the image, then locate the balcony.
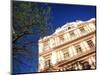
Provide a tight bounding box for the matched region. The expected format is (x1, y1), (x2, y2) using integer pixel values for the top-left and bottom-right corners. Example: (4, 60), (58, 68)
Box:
(56, 47), (96, 67)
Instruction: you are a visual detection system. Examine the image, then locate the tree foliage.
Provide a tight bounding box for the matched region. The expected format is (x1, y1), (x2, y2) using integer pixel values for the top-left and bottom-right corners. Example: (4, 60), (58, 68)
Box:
(12, 1), (51, 54)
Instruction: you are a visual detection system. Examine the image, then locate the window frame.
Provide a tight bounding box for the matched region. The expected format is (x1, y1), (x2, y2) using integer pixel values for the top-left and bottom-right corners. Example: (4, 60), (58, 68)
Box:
(75, 44), (82, 54)
(87, 40), (94, 48)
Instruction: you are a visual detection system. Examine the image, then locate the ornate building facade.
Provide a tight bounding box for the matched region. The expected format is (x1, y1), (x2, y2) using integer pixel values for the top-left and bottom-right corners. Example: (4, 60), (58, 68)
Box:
(38, 18), (96, 72)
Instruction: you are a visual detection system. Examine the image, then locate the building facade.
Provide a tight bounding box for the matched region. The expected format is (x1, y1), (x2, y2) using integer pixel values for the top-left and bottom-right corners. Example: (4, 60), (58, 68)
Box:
(38, 18), (96, 72)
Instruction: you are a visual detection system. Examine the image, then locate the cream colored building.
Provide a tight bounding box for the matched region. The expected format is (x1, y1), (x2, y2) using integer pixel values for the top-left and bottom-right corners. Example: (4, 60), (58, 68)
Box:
(38, 18), (96, 72)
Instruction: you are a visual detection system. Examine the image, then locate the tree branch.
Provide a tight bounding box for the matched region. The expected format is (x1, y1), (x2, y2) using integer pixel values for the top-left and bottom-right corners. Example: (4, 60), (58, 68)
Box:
(13, 33), (26, 43)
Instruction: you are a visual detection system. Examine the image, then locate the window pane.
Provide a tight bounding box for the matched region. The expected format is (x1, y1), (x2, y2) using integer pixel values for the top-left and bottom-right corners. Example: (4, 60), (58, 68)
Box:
(69, 31), (75, 37)
(80, 27), (86, 33)
(87, 40), (94, 48)
(45, 59), (51, 67)
(59, 35), (65, 44)
(64, 51), (69, 59)
(75, 45), (82, 53)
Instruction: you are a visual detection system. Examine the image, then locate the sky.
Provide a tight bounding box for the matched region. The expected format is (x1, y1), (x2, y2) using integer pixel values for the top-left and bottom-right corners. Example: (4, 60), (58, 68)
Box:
(13, 1), (96, 74)
(47, 3), (96, 35)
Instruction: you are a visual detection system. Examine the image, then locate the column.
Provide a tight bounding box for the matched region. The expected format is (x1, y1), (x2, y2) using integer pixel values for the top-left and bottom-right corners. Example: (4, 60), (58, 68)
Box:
(84, 25), (91, 33)
(88, 56), (95, 69)
(64, 33), (69, 42)
(49, 38), (55, 48)
(68, 47), (74, 57)
(92, 36), (95, 46)
(57, 51), (61, 62)
(80, 41), (87, 52)
(71, 46), (77, 55)
(77, 62), (82, 70)
(74, 29), (80, 38)
(59, 50), (64, 60)
(39, 42), (43, 53)
(88, 23), (95, 31)
(39, 56), (45, 70)
(66, 33), (70, 41)
(51, 51), (57, 65)
(55, 37), (60, 46)
(82, 41), (90, 51)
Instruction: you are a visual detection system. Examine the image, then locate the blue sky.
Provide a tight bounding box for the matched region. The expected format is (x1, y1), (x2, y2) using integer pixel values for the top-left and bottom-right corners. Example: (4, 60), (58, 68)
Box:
(47, 3), (96, 35)
(13, 2), (96, 74)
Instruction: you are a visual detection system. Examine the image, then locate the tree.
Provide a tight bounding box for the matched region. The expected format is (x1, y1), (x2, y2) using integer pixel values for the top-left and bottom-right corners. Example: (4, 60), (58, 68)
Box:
(12, 1), (51, 54)
(12, 1), (51, 73)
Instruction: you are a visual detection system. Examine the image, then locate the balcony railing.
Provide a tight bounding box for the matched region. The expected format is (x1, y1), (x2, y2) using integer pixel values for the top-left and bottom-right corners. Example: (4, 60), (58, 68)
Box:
(56, 47), (96, 67)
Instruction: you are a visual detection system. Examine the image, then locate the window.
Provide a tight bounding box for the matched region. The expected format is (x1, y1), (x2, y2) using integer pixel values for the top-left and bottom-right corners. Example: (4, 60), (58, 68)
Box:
(45, 59), (51, 67)
(87, 40), (94, 48)
(69, 31), (75, 38)
(44, 55), (51, 67)
(64, 51), (69, 59)
(79, 27), (86, 33)
(83, 61), (91, 70)
(44, 41), (49, 50)
(59, 36), (65, 44)
(75, 45), (82, 53)
(68, 27), (71, 29)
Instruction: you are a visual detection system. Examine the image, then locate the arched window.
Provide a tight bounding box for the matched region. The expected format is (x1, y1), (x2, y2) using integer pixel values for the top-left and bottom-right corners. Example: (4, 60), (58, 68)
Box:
(82, 61), (91, 70)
